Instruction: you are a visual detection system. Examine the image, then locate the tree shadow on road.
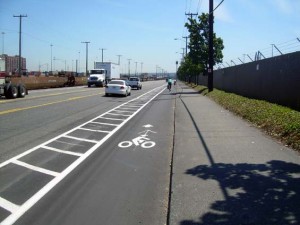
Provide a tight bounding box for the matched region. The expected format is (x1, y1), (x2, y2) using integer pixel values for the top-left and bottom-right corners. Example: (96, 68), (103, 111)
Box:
(181, 160), (300, 225)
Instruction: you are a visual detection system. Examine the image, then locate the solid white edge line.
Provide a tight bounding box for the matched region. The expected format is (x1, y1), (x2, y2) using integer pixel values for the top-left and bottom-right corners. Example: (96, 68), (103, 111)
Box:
(1, 85), (166, 225)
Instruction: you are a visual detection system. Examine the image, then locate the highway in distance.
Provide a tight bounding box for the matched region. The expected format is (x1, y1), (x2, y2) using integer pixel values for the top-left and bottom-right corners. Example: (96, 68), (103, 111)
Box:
(0, 80), (175, 225)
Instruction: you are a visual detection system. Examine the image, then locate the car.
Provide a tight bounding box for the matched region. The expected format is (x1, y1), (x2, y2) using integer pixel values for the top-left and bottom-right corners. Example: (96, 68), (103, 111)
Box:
(105, 80), (131, 97)
(127, 77), (142, 90)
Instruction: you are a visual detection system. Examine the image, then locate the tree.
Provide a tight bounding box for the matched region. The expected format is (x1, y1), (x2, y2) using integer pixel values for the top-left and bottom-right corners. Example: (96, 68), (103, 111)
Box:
(179, 13), (224, 78)
(177, 56), (203, 82)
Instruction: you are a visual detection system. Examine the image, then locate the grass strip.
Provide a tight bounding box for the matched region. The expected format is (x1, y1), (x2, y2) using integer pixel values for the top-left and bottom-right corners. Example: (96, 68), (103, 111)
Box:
(187, 83), (300, 151)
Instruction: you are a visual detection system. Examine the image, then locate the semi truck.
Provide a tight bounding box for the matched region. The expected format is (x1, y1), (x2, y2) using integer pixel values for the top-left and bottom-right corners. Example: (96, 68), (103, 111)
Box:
(88, 62), (120, 87)
(0, 73), (27, 99)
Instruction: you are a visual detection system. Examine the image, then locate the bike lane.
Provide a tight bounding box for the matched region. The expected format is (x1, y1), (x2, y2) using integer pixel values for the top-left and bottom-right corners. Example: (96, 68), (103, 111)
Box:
(14, 89), (176, 225)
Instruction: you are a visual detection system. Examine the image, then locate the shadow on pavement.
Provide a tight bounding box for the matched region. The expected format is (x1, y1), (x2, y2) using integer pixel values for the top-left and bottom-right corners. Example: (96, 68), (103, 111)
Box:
(182, 160), (300, 225)
(178, 94), (300, 225)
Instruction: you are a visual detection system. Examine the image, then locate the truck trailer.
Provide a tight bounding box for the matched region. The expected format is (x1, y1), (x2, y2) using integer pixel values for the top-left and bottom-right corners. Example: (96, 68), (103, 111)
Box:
(88, 62), (120, 87)
(94, 62), (120, 81)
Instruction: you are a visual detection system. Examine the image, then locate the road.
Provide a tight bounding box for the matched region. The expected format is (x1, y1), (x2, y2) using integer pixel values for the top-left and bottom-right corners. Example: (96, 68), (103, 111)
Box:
(1, 80), (300, 225)
(0, 80), (174, 225)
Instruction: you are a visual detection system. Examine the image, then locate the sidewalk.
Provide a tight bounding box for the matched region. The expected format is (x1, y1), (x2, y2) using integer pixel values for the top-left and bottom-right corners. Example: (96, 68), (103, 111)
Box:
(170, 82), (300, 225)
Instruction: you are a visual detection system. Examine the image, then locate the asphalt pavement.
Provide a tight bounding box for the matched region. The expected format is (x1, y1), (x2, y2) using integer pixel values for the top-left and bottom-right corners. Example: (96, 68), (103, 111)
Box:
(170, 82), (300, 225)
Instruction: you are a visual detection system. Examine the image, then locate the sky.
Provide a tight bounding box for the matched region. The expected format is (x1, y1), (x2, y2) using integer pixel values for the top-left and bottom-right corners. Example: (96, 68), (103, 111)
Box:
(0, 0), (300, 74)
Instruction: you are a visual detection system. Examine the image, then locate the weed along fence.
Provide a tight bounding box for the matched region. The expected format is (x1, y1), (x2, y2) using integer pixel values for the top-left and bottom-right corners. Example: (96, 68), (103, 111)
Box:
(195, 51), (300, 111)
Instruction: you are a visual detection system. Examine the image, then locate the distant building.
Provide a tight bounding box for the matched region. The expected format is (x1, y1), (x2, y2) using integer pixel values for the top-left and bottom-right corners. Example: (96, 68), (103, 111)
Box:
(0, 54), (26, 74)
(0, 57), (5, 72)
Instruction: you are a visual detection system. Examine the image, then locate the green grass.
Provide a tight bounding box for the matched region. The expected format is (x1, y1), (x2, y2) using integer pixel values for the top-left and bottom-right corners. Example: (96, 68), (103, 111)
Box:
(188, 83), (300, 151)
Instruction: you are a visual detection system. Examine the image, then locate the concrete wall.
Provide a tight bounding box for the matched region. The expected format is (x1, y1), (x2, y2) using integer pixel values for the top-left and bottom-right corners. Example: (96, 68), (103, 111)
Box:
(195, 51), (300, 110)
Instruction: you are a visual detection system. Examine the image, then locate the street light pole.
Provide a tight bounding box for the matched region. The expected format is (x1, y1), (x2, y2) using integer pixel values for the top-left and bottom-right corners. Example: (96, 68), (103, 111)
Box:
(81, 41), (90, 76)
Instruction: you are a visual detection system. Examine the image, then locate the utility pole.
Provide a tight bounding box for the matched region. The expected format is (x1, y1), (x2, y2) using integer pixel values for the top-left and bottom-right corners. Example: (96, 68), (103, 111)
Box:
(1, 32), (4, 55)
(208, 0), (214, 92)
(99, 48), (106, 63)
(81, 41), (90, 76)
(135, 62), (138, 75)
(14, 14), (27, 76)
(50, 44), (53, 72)
(127, 59), (131, 77)
(117, 54), (122, 65)
(78, 51), (81, 73)
(185, 12), (198, 20)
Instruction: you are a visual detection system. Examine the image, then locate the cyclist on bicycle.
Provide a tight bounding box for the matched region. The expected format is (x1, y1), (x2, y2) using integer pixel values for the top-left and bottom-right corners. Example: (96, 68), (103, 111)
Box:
(167, 78), (172, 91)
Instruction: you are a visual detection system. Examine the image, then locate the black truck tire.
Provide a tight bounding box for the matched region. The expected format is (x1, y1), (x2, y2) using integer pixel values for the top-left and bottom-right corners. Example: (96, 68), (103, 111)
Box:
(18, 84), (26, 98)
(5, 84), (18, 99)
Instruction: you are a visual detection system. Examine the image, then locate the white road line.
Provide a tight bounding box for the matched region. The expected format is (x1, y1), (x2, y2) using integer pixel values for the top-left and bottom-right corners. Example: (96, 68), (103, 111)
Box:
(122, 105), (140, 108)
(112, 110), (133, 113)
(0, 197), (20, 213)
(12, 160), (59, 177)
(54, 140), (86, 147)
(120, 107), (138, 111)
(42, 146), (83, 157)
(106, 112), (129, 116)
(78, 127), (110, 133)
(100, 116), (125, 121)
(90, 122), (118, 126)
(0, 85), (166, 225)
(64, 135), (99, 143)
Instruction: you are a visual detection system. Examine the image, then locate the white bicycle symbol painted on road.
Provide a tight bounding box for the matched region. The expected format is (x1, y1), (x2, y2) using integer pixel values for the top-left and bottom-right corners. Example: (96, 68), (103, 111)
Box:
(118, 128), (156, 149)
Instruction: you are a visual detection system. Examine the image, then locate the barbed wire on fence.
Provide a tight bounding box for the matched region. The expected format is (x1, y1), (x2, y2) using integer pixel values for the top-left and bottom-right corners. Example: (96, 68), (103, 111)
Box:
(216, 38), (300, 69)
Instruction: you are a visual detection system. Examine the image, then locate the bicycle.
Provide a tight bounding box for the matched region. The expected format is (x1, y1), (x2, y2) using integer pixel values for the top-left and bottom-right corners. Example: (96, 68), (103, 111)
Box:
(167, 83), (172, 91)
